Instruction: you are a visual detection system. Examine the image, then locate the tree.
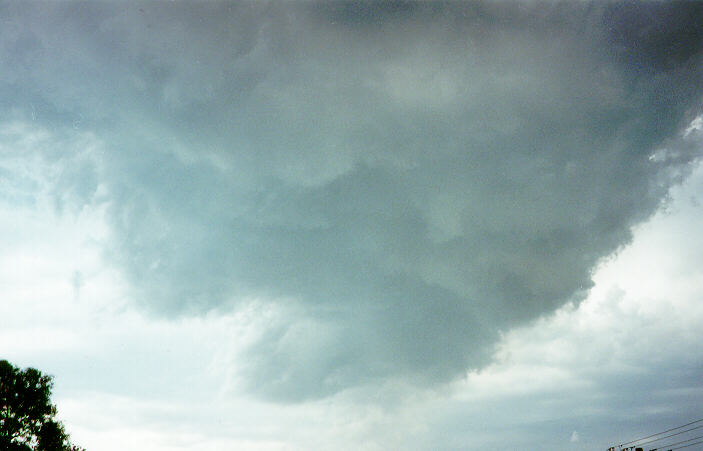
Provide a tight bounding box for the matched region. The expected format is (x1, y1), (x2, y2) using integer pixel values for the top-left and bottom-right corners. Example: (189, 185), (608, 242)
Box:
(0, 360), (85, 451)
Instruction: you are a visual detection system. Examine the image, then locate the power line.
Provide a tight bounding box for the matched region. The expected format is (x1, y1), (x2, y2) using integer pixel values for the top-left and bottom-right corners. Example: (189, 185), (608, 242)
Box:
(669, 439), (703, 450)
(619, 419), (703, 447)
(633, 425), (703, 447)
(651, 434), (703, 450)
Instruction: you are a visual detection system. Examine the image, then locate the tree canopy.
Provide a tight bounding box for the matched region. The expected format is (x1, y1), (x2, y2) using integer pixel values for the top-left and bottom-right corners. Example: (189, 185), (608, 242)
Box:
(0, 360), (84, 451)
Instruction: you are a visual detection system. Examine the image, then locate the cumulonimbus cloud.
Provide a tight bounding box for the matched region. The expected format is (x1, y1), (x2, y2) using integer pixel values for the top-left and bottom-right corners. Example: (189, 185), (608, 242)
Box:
(2, 1), (702, 401)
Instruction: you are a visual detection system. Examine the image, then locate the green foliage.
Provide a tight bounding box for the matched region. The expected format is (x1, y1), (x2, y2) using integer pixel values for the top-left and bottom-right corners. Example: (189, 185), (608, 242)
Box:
(0, 360), (85, 451)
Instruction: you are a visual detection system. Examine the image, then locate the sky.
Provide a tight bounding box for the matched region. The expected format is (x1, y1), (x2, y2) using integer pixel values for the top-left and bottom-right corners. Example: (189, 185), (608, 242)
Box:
(0, 1), (702, 450)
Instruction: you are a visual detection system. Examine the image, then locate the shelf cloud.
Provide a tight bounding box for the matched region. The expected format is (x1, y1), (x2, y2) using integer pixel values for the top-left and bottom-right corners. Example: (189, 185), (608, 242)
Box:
(2, 1), (702, 401)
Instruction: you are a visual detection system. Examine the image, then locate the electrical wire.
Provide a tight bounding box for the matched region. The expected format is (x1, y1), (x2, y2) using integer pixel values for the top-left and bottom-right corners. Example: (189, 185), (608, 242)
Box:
(669, 439), (703, 450)
(633, 425), (703, 447)
(650, 434), (703, 450)
(619, 419), (703, 447)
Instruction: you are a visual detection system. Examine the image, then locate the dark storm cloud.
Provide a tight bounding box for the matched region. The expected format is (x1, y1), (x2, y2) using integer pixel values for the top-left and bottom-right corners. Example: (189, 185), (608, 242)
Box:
(2, 1), (702, 400)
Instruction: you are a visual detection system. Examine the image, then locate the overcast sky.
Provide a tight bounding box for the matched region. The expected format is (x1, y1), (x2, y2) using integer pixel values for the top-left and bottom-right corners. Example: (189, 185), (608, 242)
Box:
(1, 1), (702, 450)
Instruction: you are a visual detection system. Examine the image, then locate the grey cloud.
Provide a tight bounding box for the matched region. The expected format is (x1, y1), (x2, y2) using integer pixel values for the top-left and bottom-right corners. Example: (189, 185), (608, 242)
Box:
(2, 2), (702, 401)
